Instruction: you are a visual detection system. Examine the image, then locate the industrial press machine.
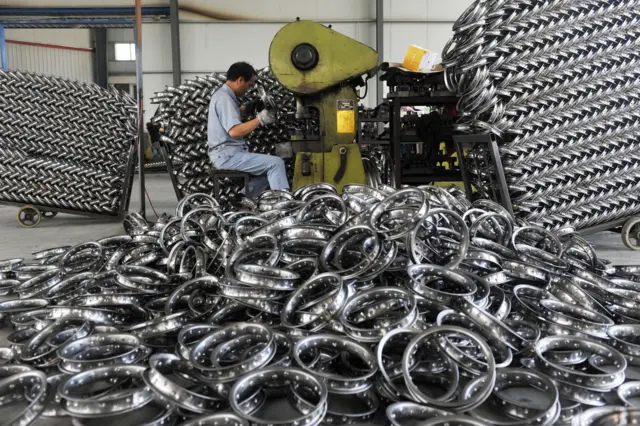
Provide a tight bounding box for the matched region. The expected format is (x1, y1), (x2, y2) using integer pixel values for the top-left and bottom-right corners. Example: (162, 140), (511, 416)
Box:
(268, 20), (379, 193)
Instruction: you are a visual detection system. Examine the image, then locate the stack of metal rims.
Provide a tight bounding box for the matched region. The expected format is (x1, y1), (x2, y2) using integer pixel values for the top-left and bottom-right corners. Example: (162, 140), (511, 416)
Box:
(0, 184), (638, 425)
(0, 70), (137, 215)
(443, 0), (640, 231)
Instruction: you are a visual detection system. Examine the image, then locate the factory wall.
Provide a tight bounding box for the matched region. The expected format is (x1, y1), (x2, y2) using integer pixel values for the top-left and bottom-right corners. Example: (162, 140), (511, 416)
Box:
(105, 25), (170, 125)
(381, 0), (473, 97)
(107, 28), (135, 77)
(175, 0), (375, 112)
(141, 23), (173, 124)
(177, 21), (376, 106)
(173, 0), (473, 111)
(383, 0), (472, 55)
(176, 0), (471, 59)
(0, 0), (474, 123)
(3, 28), (93, 83)
(139, 0), (472, 124)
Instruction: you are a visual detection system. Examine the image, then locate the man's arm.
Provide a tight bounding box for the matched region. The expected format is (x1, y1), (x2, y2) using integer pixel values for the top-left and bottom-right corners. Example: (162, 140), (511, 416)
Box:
(228, 118), (261, 139)
(217, 95), (261, 139)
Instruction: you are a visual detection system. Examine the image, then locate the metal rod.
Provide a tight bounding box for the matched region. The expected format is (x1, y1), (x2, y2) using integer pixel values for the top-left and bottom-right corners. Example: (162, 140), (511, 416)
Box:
(0, 25), (7, 71)
(0, 18), (441, 27)
(392, 101), (402, 188)
(157, 135), (183, 201)
(0, 201), (122, 220)
(488, 139), (514, 217)
(143, 70), (226, 75)
(93, 28), (108, 88)
(0, 7), (169, 15)
(167, 19), (452, 25)
(5, 39), (93, 52)
(1, 19), (134, 26)
(454, 140), (473, 202)
(578, 217), (628, 236)
(176, 70), (223, 74)
(376, 0), (384, 106)
(384, 20), (456, 24)
(135, 0), (145, 219)
(169, 0), (181, 87)
(175, 19), (376, 24)
(120, 143), (138, 217)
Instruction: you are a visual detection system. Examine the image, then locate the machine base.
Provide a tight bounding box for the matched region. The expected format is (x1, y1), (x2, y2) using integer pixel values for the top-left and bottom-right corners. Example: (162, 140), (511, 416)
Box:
(292, 144), (366, 193)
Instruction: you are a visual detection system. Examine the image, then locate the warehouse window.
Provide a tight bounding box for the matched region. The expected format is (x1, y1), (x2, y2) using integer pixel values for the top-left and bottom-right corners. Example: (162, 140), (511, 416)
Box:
(115, 43), (136, 61)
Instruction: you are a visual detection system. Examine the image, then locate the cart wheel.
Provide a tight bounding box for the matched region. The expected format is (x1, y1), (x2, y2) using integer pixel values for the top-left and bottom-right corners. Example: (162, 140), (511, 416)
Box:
(41, 210), (57, 219)
(622, 217), (640, 251)
(17, 206), (41, 228)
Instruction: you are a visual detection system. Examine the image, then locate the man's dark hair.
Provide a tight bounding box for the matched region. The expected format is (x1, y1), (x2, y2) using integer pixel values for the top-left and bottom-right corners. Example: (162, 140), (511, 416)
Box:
(227, 62), (257, 82)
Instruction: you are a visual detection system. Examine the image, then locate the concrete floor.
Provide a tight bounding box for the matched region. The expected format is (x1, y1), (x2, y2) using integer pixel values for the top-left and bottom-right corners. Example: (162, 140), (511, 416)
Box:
(0, 173), (638, 265)
(0, 174), (179, 261)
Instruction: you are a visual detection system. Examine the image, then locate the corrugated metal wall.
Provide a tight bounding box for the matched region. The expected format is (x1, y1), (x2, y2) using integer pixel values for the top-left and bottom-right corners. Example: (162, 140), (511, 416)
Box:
(6, 42), (93, 83)
(4, 28), (93, 83)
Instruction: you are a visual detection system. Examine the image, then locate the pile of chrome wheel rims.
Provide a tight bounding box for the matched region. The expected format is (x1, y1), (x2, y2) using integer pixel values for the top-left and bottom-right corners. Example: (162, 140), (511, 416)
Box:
(444, 0), (640, 232)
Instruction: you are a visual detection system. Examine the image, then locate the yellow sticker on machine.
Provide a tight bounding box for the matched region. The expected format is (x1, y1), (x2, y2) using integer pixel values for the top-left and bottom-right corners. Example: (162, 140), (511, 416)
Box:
(336, 99), (355, 134)
(337, 110), (355, 134)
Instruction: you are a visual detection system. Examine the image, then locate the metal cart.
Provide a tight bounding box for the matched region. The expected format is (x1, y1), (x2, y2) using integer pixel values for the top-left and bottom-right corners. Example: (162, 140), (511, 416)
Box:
(7, 143), (137, 228)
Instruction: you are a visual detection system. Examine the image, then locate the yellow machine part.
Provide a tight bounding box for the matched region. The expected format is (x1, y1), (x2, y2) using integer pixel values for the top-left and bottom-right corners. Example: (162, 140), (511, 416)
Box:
(293, 144), (366, 193)
(434, 142), (472, 191)
(269, 20), (377, 191)
(144, 135), (153, 161)
(269, 20), (378, 95)
(316, 85), (359, 150)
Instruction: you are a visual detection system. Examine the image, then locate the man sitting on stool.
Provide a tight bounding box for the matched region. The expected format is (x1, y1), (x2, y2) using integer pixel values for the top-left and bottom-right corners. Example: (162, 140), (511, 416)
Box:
(207, 62), (289, 201)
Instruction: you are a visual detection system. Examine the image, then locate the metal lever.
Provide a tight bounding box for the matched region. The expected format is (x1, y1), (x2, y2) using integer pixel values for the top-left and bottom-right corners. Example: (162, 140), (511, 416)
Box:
(301, 154), (312, 176)
(333, 147), (348, 182)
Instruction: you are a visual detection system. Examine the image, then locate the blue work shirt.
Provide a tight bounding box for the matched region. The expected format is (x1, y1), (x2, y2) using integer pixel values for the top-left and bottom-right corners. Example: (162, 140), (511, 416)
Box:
(207, 84), (247, 152)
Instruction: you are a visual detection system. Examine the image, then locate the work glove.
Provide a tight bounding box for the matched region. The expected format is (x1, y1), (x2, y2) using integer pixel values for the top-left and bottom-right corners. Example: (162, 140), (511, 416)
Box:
(258, 108), (277, 126)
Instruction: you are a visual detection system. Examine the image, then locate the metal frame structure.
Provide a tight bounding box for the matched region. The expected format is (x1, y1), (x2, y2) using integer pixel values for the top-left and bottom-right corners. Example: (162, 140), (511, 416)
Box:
(454, 133), (640, 242)
(0, 5), (171, 224)
(453, 134), (514, 217)
(0, 7), (168, 15)
(0, 24), (7, 71)
(134, 0), (146, 219)
(389, 94), (460, 187)
(375, 0), (384, 106)
(159, 141), (184, 202)
(0, 144), (137, 221)
(169, 0), (181, 87)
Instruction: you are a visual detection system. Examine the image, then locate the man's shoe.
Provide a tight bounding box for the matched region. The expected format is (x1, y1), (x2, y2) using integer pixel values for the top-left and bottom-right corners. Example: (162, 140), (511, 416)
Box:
(238, 196), (257, 210)
(231, 194), (257, 211)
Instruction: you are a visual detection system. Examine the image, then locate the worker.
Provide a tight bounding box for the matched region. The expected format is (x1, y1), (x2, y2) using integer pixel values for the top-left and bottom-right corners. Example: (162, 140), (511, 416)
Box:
(146, 121), (164, 162)
(207, 62), (290, 201)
